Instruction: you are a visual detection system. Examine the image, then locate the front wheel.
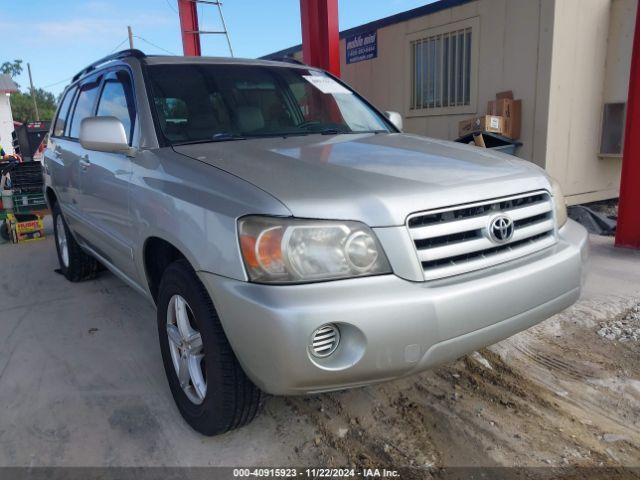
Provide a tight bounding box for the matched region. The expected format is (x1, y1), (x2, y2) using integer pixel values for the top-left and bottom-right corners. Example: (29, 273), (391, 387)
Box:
(157, 259), (261, 436)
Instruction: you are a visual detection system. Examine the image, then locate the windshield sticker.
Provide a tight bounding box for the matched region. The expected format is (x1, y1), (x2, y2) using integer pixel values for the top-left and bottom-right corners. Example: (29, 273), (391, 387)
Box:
(303, 75), (352, 95)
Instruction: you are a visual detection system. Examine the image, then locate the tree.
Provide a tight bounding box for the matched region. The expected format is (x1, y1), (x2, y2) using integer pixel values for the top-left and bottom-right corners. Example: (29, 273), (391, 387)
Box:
(1, 59), (23, 82)
(2, 58), (57, 122)
(10, 89), (57, 123)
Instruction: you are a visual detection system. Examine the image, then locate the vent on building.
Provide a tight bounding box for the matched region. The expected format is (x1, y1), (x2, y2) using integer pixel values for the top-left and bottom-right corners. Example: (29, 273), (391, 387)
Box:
(600, 102), (626, 155)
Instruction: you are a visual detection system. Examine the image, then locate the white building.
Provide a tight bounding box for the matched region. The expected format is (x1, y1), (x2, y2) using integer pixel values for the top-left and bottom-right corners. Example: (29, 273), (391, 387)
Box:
(266, 0), (637, 205)
(0, 74), (19, 155)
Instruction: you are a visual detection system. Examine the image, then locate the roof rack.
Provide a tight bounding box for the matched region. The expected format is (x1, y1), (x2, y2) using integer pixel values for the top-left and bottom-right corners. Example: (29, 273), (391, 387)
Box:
(271, 56), (308, 67)
(72, 49), (147, 82)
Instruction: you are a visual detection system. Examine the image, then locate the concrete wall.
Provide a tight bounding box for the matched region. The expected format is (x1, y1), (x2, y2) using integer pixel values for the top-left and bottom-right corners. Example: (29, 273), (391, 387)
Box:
(544, 0), (635, 204)
(0, 94), (15, 155)
(337, 0), (555, 169)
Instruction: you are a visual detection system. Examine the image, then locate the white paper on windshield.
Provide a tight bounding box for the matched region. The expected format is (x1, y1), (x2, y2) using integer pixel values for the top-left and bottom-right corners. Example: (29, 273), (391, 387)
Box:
(303, 75), (352, 95)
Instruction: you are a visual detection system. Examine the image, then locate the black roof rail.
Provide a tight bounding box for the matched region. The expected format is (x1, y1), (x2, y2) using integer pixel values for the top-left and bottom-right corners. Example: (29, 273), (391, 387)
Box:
(270, 56), (308, 67)
(72, 49), (147, 82)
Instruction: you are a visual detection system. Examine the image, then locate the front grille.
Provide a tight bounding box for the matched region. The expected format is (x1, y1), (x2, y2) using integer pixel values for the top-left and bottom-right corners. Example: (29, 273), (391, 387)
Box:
(310, 324), (340, 358)
(408, 192), (557, 281)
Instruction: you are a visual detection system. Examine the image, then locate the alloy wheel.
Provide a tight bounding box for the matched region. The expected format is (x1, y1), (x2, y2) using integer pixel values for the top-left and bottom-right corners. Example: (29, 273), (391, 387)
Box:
(166, 294), (207, 405)
(55, 215), (69, 268)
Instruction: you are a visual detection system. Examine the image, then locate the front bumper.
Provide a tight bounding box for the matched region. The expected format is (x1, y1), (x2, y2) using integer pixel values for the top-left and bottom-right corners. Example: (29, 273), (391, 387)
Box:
(199, 219), (588, 395)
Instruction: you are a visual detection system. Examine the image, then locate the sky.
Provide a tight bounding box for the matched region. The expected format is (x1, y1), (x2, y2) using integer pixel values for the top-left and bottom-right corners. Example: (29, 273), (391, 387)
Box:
(1, 0), (436, 96)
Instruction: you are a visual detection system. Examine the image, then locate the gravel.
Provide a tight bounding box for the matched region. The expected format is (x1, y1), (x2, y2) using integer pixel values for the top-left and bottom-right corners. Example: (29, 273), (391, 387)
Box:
(597, 303), (640, 342)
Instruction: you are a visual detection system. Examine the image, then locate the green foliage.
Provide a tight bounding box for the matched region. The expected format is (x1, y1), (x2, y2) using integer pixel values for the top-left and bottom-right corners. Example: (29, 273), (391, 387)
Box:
(2, 58), (57, 122)
(1, 59), (23, 79)
(10, 89), (57, 123)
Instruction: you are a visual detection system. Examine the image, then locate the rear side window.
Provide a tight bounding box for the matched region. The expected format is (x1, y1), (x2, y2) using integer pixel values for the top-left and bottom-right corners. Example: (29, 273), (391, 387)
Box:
(96, 71), (136, 144)
(69, 78), (101, 139)
(53, 87), (76, 137)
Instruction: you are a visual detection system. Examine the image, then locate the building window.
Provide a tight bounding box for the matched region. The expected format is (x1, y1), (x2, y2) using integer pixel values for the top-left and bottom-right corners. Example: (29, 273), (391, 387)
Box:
(600, 102), (626, 156)
(407, 18), (479, 116)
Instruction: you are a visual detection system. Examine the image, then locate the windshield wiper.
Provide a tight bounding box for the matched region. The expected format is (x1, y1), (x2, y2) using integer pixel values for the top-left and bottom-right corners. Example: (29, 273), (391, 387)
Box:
(315, 128), (388, 136)
(319, 128), (344, 135)
(350, 130), (388, 134)
(173, 133), (246, 146)
(212, 132), (247, 141)
(245, 132), (314, 138)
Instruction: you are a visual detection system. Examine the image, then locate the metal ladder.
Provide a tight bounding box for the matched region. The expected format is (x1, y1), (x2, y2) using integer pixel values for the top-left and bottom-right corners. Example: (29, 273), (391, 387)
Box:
(183, 0), (234, 57)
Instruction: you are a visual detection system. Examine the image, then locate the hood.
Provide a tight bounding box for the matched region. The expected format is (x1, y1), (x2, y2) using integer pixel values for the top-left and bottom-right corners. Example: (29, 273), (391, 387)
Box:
(173, 133), (551, 227)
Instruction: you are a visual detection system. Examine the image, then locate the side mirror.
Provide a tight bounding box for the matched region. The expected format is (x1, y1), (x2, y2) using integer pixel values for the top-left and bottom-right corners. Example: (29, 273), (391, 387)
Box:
(385, 111), (403, 131)
(79, 116), (130, 153)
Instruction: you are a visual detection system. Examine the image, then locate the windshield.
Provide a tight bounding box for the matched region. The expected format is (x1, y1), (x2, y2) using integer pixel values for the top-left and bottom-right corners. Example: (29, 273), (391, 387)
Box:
(147, 64), (391, 144)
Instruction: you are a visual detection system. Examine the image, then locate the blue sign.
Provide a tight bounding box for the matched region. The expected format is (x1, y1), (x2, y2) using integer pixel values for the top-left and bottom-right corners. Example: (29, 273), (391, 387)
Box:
(346, 31), (378, 64)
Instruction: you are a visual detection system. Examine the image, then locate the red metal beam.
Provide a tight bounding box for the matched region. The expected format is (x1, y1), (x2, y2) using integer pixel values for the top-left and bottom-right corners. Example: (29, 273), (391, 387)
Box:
(300, 0), (341, 77)
(616, 0), (640, 249)
(178, 0), (201, 56)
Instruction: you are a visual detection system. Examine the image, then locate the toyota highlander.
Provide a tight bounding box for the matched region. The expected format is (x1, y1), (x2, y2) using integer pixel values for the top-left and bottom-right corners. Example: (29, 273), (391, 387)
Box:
(43, 50), (588, 436)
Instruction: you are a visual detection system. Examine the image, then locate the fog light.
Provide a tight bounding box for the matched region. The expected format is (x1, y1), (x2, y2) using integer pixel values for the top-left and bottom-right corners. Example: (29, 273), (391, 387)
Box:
(310, 324), (340, 358)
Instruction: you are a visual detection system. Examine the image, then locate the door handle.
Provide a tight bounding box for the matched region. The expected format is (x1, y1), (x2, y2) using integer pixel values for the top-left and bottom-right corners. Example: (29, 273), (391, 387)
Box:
(79, 155), (91, 171)
(53, 146), (62, 158)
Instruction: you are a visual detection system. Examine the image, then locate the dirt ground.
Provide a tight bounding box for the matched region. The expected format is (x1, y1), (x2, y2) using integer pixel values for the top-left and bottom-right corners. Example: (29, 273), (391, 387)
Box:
(269, 297), (640, 470)
(261, 236), (640, 471)
(0, 226), (638, 473)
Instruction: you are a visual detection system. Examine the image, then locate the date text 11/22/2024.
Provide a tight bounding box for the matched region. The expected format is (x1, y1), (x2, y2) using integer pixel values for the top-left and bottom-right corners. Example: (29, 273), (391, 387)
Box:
(232, 468), (400, 478)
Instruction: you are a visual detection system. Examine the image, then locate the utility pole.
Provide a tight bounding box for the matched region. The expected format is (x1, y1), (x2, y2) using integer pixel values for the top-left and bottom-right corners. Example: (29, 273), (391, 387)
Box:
(27, 63), (40, 121)
(128, 26), (134, 49)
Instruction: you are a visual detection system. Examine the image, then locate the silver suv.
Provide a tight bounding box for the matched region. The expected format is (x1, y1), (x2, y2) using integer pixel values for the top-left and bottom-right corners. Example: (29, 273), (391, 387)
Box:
(44, 50), (588, 435)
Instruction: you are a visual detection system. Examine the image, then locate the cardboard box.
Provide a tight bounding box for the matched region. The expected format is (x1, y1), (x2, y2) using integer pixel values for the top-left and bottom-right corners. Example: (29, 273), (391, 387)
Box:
(496, 90), (514, 100)
(487, 98), (522, 139)
(458, 115), (507, 137)
(8, 215), (46, 244)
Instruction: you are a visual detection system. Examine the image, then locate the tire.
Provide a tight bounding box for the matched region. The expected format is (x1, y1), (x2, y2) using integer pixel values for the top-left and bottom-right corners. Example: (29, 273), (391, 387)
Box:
(157, 259), (261, 436)
(0, 221), (9, 242)
(52, 203), (100, 282)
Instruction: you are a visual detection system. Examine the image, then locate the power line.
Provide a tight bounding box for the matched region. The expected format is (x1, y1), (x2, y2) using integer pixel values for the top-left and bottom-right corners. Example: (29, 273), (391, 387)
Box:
(37, 34), (177, 93)
(133, 35), (177, 55)
(40, 76), (73, 90)
(109, 38), (129, 54)
(40, 37), (129, 90)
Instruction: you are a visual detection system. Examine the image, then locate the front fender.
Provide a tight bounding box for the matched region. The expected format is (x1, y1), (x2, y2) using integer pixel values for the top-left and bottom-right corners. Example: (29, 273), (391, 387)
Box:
(130, 149), (291, 283)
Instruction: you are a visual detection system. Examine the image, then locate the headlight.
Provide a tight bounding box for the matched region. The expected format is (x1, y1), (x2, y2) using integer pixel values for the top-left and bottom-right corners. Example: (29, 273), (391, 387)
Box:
(238, 216), (392, 284)
(550, 178), (568, 227)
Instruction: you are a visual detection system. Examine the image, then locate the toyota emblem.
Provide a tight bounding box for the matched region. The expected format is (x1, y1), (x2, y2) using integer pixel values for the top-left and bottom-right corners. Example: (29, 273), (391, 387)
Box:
(489, 215), (514, 243)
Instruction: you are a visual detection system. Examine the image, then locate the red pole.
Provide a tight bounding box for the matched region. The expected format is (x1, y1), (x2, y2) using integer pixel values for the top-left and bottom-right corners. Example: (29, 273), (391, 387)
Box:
(616, 0), (640, 249)
(300, 0), (341, 77)
(178, 0), (201, 56)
